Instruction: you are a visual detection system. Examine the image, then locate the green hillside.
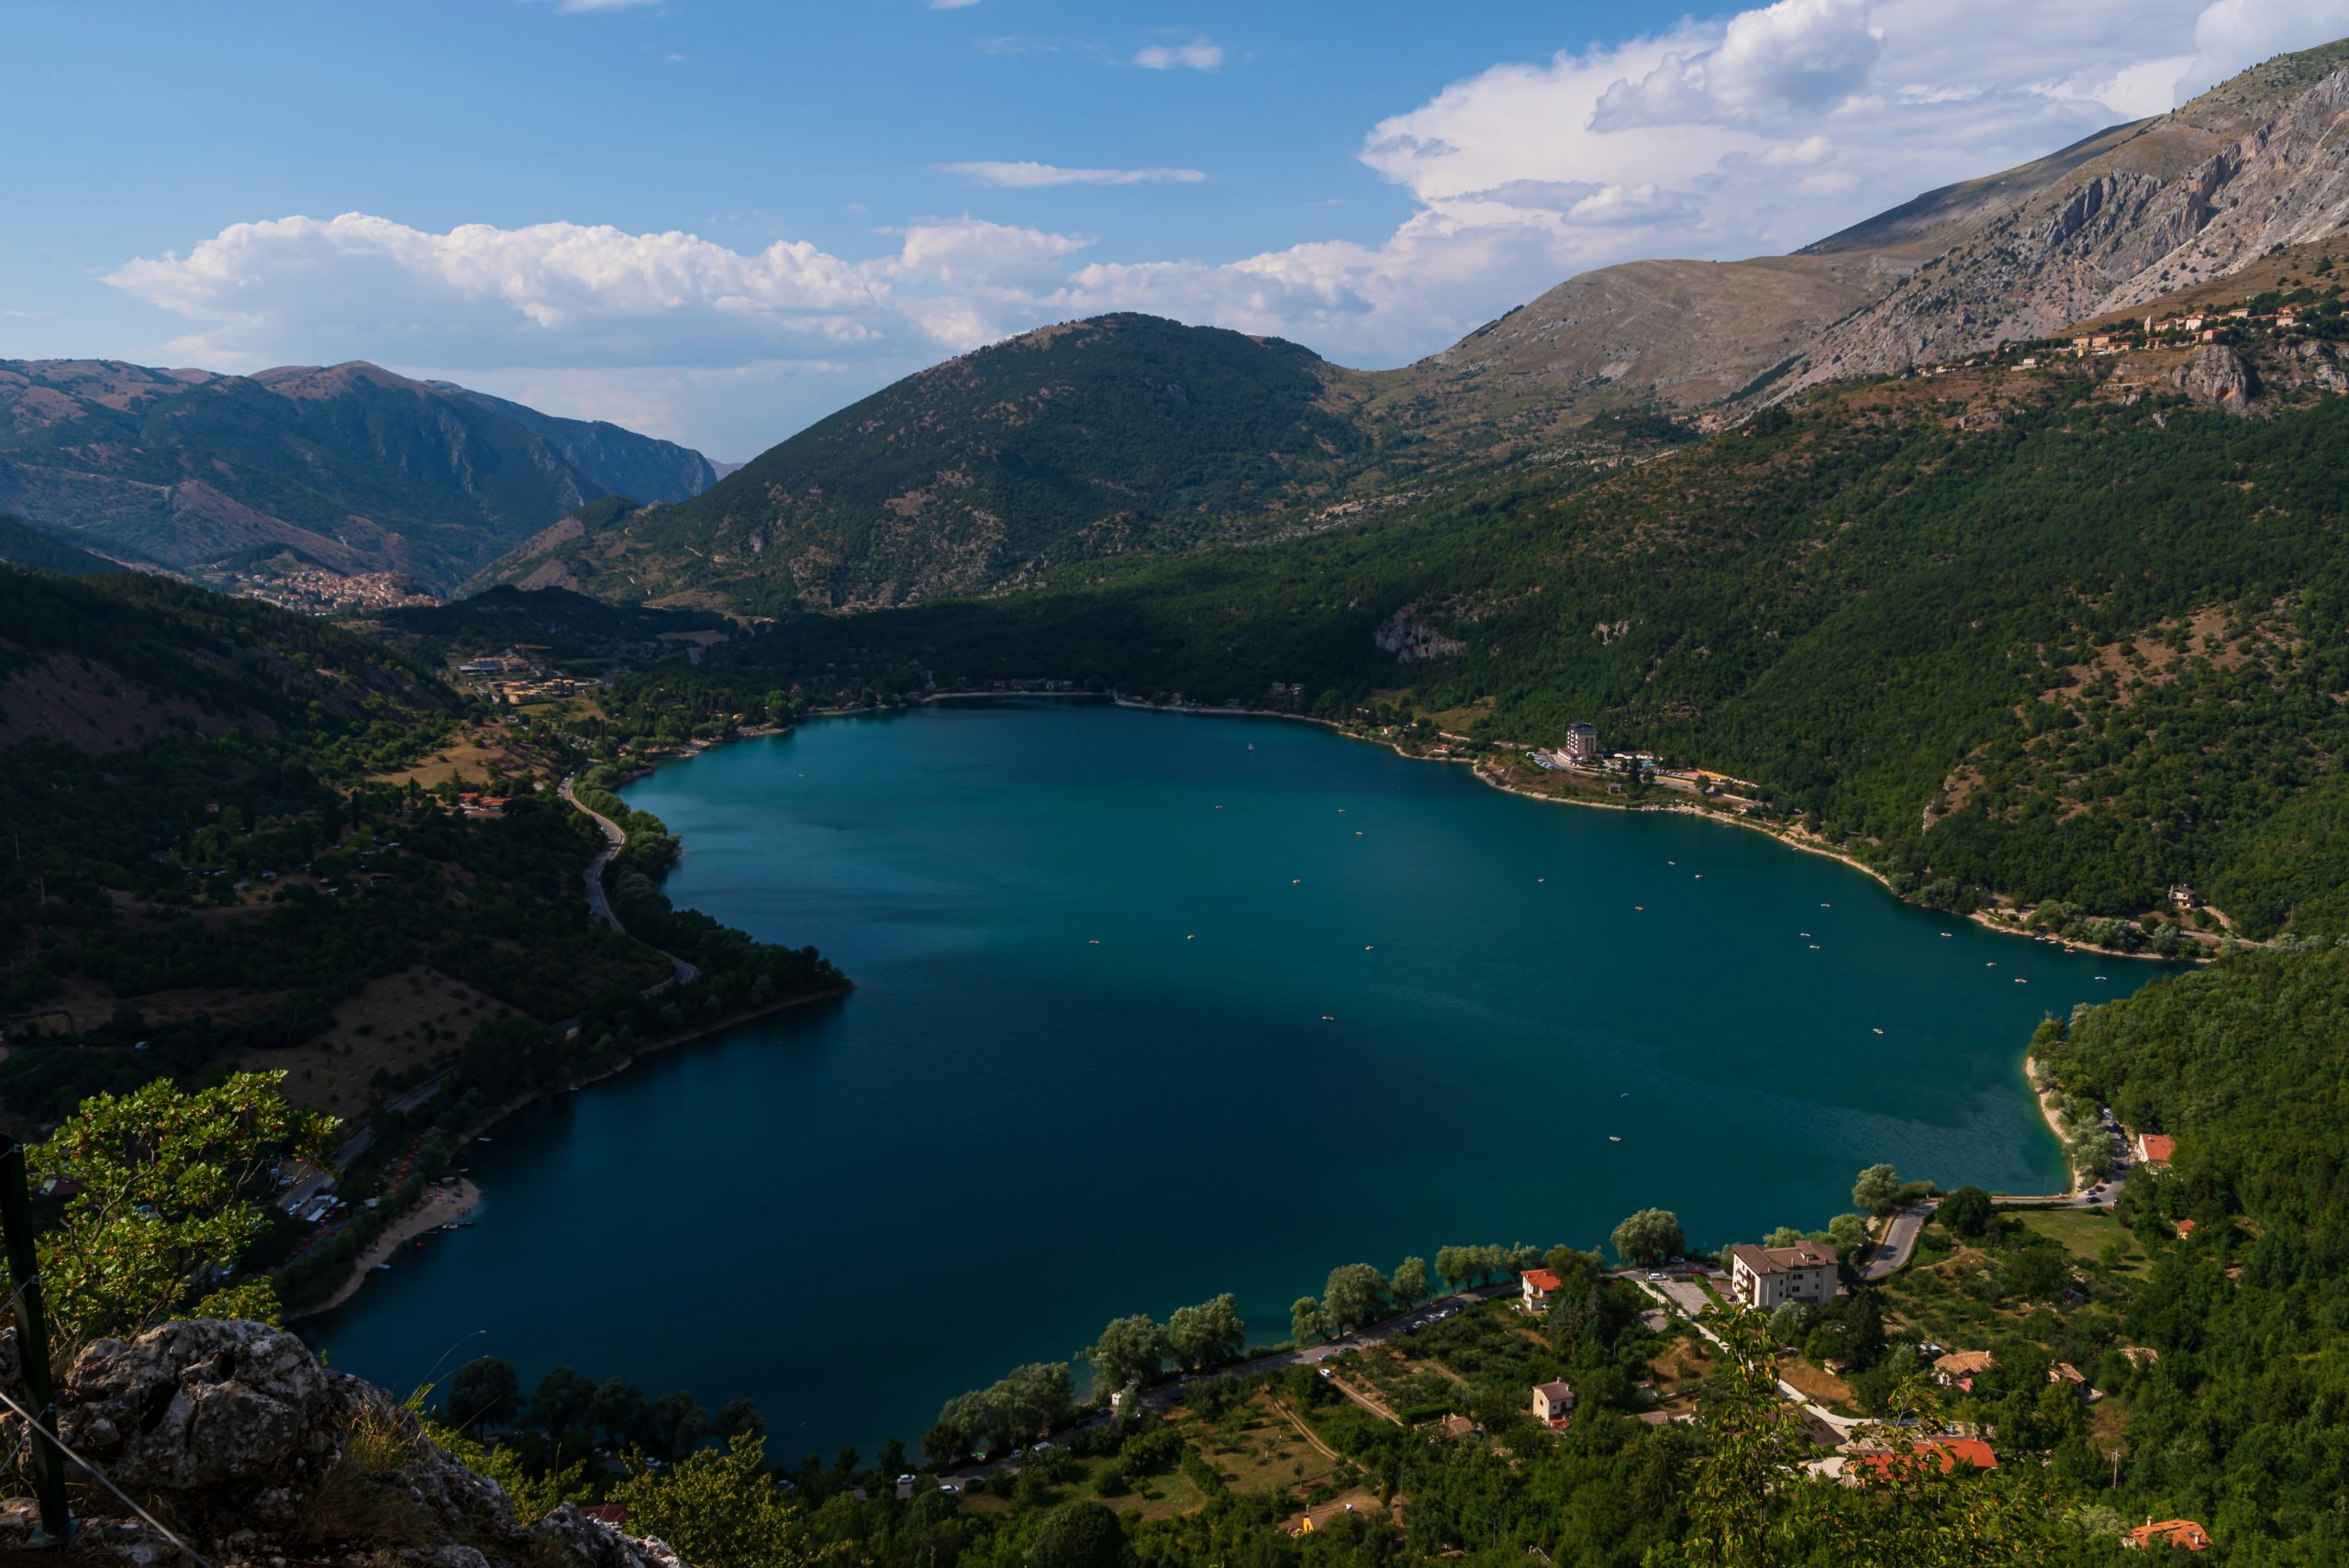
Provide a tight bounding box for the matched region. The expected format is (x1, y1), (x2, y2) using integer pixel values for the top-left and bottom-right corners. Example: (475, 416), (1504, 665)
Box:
(0, 512), (121, 575)
(372, 584), (732, 661)
(472, 314), (1395, 611)
(0, 565), (839, 1136)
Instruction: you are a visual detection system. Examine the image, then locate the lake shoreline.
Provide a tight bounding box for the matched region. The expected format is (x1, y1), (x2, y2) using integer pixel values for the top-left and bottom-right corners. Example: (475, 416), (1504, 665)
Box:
(293, 1178), (483, 1318)
(289, 983), (853, 1322)
(1090, 695), (2189, 968)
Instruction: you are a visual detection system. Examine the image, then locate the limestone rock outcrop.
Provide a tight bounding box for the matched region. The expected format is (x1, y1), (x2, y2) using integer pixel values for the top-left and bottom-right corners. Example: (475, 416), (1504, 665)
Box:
(0, 1319), (685, 1568)
(2172, 345), (2262, 412)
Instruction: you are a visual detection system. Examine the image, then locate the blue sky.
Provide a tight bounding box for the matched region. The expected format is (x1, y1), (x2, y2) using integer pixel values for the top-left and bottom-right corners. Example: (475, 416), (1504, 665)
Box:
(6, 0), (2346, 457)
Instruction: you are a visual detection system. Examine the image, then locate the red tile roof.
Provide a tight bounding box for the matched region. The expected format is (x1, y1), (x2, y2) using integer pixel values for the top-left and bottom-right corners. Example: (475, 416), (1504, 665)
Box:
(2126, 1518), (2210, 1551)
(2139, 1133), (2176, 1163)
(1852, 1437), (1998, 1481)
(1521, 1269), (1562, 1292)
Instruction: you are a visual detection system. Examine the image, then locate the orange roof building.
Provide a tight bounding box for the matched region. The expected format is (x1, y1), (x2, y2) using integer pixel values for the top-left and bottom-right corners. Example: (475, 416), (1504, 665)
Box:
(1850, 1437), (1998, 1482)
(1520, 1268), (1563, 1311)
(2124, 1518), (2210, 1551)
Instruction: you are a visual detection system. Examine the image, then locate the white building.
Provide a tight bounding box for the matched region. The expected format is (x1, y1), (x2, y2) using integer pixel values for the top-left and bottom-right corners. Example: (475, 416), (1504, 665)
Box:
(1520, 1268), (1562, 1312)
(1531, 1381), (1575, 1428)
(1563, 722), (1600, 762)
(1727, 1240), (1839, 1309)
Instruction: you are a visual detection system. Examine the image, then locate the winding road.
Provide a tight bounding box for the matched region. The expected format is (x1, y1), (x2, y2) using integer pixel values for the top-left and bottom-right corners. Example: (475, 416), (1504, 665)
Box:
(1860, 1205), (1935, 1281)
(285, 777), (706, 1211)
(559, 774), (699, 990)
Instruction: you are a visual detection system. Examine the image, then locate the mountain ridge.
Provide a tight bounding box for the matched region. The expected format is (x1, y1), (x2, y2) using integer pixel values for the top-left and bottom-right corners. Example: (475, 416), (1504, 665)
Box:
(0, 357), (718, 600)
(474, 40), (2349, 617)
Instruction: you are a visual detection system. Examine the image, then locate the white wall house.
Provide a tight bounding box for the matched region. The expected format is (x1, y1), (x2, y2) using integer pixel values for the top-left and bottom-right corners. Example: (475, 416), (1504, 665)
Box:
(1728, 1241), (1839, 1309)
(1531, 1381), (1575, 1427)
(1520, 1268), (1561, 1312)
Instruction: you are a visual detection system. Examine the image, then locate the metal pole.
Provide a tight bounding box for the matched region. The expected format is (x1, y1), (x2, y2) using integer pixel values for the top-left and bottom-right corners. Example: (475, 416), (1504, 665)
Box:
(0, 1138), (72, 1546)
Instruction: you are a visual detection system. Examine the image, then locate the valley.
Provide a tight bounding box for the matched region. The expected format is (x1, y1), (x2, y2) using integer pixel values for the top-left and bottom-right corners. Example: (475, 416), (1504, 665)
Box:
(6, 27), (2349, 1568)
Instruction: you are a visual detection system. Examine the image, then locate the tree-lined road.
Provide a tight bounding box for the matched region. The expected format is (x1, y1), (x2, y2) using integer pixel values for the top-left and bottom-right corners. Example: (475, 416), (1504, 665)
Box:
(559, 774), (698, 990)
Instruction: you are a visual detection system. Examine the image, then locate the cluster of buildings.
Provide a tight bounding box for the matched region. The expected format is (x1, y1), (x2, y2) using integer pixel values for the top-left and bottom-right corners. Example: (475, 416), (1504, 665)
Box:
(1509, 1205), (2220, 1550)
(1530, 721), (1765, 805)
(1913, 301), (2319, 380)
(2139, 305), (2303, 339)
(225, 565), (437, 615)
(2057, 305), (2310, 361)
(455, 649), (596, 706)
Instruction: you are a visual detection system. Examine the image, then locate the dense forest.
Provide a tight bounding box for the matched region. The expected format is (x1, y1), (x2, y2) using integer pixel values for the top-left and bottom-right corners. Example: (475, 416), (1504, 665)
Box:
(0, 564), (843, 1312)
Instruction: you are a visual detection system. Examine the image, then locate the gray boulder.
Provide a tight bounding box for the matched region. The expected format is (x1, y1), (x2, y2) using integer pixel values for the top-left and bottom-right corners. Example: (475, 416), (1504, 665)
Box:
(0, 1319), (687, 1567)
(60, 1318), (340, 1498)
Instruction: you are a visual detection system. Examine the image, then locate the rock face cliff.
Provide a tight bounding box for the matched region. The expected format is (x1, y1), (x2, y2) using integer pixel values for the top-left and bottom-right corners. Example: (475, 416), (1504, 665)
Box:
(1778, 46), (2349, 395)
(0, 1319), (680, 1568)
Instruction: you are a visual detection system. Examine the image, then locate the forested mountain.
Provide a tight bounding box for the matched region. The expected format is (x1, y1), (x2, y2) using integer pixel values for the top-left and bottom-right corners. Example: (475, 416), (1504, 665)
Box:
(471, 45), (2349, 615)
(0, 563), (840, 1143)
(0, 511), (119, 576)
(0, 359), (718, 595)
(471, 315), (1388, 612)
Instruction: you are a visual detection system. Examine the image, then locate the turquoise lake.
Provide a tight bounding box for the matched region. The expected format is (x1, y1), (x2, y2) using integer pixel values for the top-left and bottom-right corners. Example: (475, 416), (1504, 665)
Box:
(312, 700), (2132, 1455)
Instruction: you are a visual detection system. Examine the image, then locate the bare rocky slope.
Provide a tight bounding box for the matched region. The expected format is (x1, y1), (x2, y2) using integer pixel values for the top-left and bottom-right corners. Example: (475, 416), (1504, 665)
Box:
(1777, 43), (2349, 395)
(0, 360), (718, 595)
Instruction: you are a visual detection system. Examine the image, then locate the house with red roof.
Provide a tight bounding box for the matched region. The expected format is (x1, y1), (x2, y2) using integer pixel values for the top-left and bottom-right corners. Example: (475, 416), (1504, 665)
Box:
(2123, 1518), (2210, 1551)
(1848, 1437), (1998, 1483)
(2135, 1132), (2176, 1167)
(1520, 1268), (1562, 1312)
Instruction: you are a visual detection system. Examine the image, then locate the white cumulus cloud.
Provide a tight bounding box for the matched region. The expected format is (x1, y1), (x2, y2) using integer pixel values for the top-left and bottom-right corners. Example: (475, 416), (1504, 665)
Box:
(103, 0), (2349, 453)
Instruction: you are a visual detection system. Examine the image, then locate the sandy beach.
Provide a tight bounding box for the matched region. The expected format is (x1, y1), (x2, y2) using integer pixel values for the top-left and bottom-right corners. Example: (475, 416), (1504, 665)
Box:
(295, 1177), (481, 1318)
